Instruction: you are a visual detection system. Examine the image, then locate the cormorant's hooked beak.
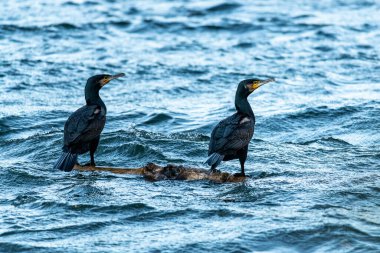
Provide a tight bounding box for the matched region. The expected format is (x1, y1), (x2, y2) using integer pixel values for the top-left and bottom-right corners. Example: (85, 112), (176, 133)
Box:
(247, 78), (275, 92)
(100, 73), (125, 87)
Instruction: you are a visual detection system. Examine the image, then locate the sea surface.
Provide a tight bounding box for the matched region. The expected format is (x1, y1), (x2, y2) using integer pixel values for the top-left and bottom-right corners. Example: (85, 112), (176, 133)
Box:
(0, 0), (379, 252)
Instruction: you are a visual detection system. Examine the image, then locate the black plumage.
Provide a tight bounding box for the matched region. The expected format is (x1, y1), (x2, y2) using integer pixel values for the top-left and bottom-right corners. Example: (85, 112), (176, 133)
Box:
(206, 78), (274, 176)
(54, 73), (125, 172)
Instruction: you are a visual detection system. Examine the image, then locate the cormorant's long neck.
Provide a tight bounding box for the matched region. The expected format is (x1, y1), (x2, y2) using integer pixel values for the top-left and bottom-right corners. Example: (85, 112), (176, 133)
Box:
(85, 88), (106, 112)
(235, 96), (253, 117)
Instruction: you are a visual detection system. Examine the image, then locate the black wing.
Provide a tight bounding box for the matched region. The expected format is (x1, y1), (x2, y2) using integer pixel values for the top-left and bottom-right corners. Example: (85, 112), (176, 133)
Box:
(63, 105), (105, 146)
(208, 113), (254, 156)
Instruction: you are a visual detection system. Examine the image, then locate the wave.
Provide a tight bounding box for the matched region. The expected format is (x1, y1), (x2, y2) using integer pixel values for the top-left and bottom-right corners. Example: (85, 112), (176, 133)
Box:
(112, 142), (167, 160)
(179, 2), (241, 17)
(0, 20), (132, 33)
(0, 243), (47, 253)
(254, 170), (299, 179)
(102, 127), (209, 143)
(91, 203), (155, 214)
(130, 18), (262, 33)
(284, 106), (360, 120)
(10, 194), (41, 207)
(0, 13), (340, 37)
(141, 113), (173, 125)
(295, 137), (352, 146)
(122, 207), (248, 222)
(205, 2), (241, 13)
(0, 220), (113, 237)
(252, 224), (377, 252)
(0, 23), (77, 32)
(62, 0), (100, 6)
(11, 196), (154, 213)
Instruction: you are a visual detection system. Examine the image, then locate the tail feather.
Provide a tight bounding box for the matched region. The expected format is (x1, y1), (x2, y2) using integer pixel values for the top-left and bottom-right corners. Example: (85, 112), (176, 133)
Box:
(206, 153), (224, 167)
(53, 152), (78, 172)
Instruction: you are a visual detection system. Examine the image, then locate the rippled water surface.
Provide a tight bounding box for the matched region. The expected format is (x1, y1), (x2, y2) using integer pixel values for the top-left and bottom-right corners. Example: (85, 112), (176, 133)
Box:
(1, 0), (380, 252)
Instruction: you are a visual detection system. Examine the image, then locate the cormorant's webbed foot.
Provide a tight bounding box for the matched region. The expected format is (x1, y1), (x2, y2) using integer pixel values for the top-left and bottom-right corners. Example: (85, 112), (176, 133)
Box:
(209, 168), (220, 174)
(233, 172), (246, 177)
(84, 162), (96, 167)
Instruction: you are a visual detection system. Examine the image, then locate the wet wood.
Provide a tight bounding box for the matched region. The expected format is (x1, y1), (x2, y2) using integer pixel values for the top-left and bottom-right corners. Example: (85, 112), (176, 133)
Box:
(74, 163), (245, 183)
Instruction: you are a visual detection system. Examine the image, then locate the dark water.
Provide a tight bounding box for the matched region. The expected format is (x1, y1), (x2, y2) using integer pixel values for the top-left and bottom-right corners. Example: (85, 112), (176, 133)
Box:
(1, 0), (380, 252)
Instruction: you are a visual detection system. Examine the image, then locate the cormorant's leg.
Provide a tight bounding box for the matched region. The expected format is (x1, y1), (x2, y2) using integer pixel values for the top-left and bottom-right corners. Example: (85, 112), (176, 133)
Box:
(235, 147), (248, 177)
(88, 137), (100, 166)
(238, 159), (245, 176)
(210, 164), (218, 173)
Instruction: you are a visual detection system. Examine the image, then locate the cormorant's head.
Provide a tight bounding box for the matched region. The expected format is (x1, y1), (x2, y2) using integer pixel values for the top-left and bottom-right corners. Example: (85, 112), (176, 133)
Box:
(237, 78), (275, 97)
(86, 73), (125, 92)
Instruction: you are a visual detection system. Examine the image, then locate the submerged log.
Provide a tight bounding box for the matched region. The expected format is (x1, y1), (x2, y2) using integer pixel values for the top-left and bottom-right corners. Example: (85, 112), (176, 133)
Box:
(73, 163), (245, 183)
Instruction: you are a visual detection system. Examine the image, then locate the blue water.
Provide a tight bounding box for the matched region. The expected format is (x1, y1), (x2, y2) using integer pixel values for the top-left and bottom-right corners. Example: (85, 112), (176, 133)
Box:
(1, 0), (379, 252)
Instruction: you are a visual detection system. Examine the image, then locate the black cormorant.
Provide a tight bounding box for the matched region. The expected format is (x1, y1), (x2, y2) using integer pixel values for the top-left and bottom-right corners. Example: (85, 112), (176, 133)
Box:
(54, 73), (125, 172)
(206, 78), (275, 176)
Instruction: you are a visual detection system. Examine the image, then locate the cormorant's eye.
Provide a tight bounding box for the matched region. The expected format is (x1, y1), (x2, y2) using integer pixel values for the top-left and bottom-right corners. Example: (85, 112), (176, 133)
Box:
(100, 77), (109, 85)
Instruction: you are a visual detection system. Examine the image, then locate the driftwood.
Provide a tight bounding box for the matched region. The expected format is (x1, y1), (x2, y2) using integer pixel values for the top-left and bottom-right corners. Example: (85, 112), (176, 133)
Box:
(74, 163), (245, 183)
